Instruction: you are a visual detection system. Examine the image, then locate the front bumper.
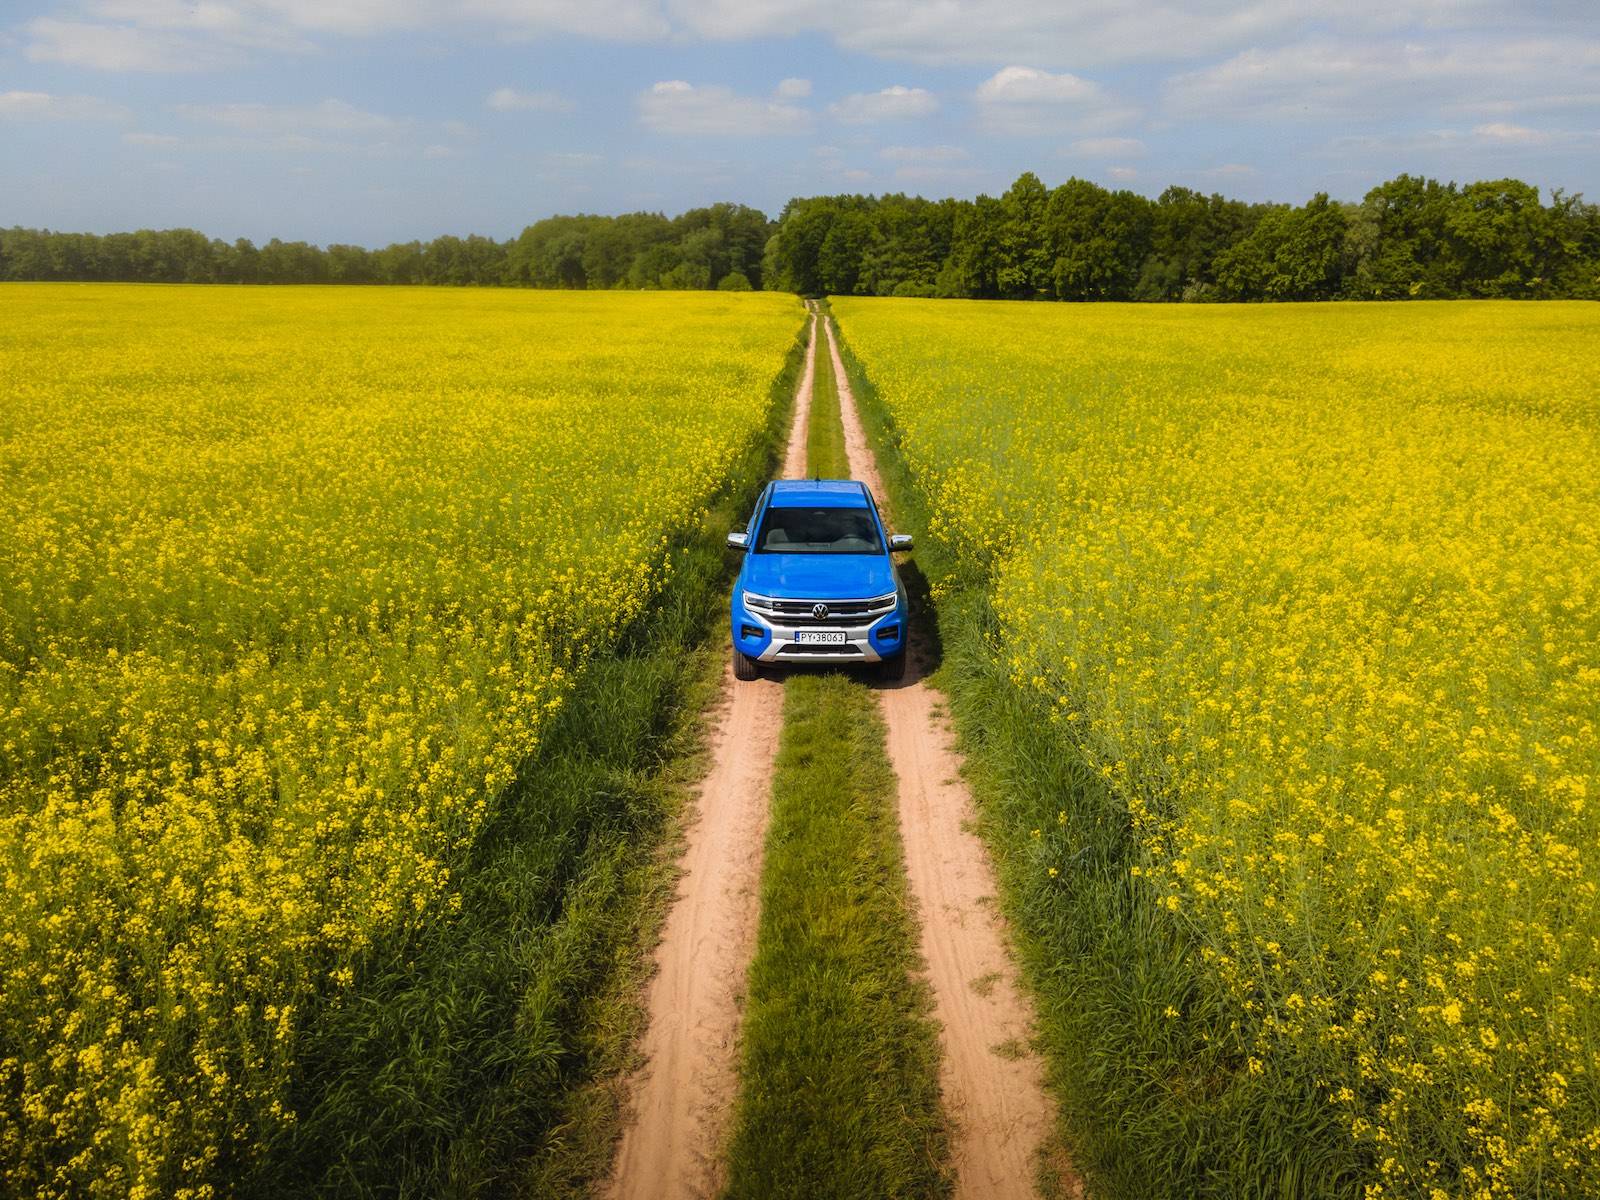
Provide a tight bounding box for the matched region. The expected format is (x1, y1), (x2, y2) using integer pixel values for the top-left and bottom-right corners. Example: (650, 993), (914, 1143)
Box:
(733, 591), (906, 664)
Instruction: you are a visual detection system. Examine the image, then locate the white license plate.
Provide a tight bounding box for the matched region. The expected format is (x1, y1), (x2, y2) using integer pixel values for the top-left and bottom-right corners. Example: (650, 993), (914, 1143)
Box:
(795, 629), (847, 645)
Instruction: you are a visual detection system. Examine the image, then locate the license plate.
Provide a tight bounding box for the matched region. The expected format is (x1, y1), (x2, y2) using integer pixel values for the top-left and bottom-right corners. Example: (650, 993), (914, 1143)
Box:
(795, 629), (847, 645)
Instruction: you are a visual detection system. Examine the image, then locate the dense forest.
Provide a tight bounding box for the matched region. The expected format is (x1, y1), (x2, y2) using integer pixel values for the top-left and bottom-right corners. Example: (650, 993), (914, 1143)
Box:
(6, 173), (1598, 300)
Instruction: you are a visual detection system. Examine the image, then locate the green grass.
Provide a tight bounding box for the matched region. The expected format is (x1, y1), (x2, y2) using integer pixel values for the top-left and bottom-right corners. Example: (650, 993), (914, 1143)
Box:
(805, 312), (850, 479)
(725, 674), (951, 1200)
(826, 305), (1361, 1200)
(728, 312), (949, 1198)
(249, 322), (810, 1199)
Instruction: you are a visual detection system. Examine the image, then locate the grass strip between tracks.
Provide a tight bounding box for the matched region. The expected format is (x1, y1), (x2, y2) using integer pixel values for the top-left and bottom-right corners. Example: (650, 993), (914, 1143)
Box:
(725, 672), (950, 1199)
(257, 315), (810, 1199)
(805, 309), (850, 479)
(828, 302), (1363, 1199)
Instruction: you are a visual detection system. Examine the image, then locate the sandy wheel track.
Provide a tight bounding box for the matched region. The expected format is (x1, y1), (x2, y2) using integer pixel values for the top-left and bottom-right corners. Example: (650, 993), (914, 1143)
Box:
(823, 315), (1067, 1199)
(782, 308), (817, 478)
(604, 309), (816, 1200)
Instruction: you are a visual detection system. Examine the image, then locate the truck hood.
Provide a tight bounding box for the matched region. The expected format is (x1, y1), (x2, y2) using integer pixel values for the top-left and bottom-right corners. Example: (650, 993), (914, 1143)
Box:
(742, 553), (896, 601)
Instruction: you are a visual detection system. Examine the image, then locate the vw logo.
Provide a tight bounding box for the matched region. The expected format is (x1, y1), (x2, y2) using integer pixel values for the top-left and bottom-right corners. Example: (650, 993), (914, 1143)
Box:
(811, 603), (829, 620)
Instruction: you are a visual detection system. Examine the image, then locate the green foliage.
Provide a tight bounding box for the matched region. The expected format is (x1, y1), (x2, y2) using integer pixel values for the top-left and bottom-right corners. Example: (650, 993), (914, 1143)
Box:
(998, 171), (1052, 299)
(718, 270), (753, 291)
(245, 313), (810, 1200)
(1213, 193), (1349, 301)
(725, 674), (950, 1200)
(503, 202), (772, 291)
(7, 169), (1597, 299)
(763, 173), (1600, 302)
(830, 316), (1366, 1200)
(0, 203), (771, 291)
(1045, 178), (1155, 300)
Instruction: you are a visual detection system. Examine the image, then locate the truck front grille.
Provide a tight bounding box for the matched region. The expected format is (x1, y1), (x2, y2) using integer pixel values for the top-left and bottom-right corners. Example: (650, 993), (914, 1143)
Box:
(745, 592), (896, 626)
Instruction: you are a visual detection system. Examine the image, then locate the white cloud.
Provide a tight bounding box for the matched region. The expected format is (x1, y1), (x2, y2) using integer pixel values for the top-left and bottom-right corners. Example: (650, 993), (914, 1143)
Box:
(96, 0), (669, 39)
(459, 0), (670, 39)
(891, 167), (980, 185)
(0, 89), (131, 121)
(1107, 164), (1138, 180)
(1070, 136), (1145, 157)
(638, 80), (811, 135)
(879, 144), (968, 163)
(23, 0), (1600, 81)
(1467, 91), (1600, 116)
(1165, 36), (1600, 121)
(23, 0), (666, 70)
(177, 98), (402, 135)
(669, 0), (1434, 67)
(975, 65), (1135, 134)
(977, 65), (1100, 105)
(23, 17), (223, 70)
(544, 151), (603, 167)
(1326, 124), (1597, 156)
(776, 77), (812, 99)
(1322, 129), (1466, 155)
(1473, 121), (1550, 145)
(1315, 122), (1598, 185)
(122, 130), (181, 144)
(827, 85), (937, 123)
(486, 86), (574, 112)
(879, 143), (979, 183)
(1199, 162), (1257, 179)
(163, 97), (472, 158)
(87, 0), (314, 47)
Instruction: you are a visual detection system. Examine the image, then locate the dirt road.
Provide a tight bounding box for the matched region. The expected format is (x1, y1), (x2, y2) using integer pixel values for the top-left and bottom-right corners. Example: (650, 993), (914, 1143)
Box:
(607, 307), (1062, 1199)
(604, 310), (815, 1200)
(824, 316), (1065, 1200)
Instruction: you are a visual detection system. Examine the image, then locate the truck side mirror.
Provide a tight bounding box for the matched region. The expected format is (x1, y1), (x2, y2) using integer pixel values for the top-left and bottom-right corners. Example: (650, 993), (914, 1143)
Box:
(727, 531), (750, 551)
(889, 534), (913, 552)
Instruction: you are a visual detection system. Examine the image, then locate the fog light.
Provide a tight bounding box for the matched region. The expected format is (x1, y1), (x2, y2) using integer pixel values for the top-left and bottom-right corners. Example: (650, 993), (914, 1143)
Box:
(876, 624), (900, 642)
(741, 624), (763, 640)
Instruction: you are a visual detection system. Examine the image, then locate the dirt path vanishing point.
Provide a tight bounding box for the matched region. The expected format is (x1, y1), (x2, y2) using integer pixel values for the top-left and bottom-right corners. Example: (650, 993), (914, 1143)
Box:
(824, 315), (1067, 1200)
(605, 308), (816, 1200)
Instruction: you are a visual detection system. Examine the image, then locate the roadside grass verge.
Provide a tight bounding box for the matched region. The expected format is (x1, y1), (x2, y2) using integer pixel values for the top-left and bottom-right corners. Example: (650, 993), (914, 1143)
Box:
(253, 318), (810, 1199)
(725, 673), (950, 1200)
(825, 305), (1361, 1200)
(805, 311), (850, 478)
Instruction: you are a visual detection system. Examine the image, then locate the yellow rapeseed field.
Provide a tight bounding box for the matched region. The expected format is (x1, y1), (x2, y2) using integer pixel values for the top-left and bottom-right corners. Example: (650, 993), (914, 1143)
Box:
(0, 283), (800, 1197)
(833, 297), (1600, 1199)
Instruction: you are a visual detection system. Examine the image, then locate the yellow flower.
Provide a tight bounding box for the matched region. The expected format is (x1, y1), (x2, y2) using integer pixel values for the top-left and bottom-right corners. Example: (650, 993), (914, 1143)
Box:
(0, 284), (803, 1196)
(835, 294), (1600, 1196)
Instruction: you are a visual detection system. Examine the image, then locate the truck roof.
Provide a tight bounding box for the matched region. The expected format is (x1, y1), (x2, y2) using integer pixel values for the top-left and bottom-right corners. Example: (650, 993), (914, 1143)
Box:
(768, 479), (870, 508)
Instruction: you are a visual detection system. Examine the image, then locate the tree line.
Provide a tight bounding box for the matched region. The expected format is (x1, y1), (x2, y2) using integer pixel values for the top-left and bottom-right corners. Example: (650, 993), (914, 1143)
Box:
(6, 173), (1598, 300)
(0, 202), (770, 291)
(767, 174), (1600, 300)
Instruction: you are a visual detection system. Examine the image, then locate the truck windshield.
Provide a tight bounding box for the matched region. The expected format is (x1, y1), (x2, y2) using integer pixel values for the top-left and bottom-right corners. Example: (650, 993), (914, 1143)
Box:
(754, 505), (884, 554)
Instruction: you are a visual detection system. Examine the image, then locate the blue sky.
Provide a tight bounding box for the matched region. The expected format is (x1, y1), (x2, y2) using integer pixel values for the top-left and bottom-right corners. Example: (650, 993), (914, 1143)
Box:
(3, 1), (1598, 245)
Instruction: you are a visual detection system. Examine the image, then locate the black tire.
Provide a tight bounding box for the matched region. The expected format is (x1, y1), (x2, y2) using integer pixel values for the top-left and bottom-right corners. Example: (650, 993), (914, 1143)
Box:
(733, 646), (761, 681)
(877, 650), (907, 682)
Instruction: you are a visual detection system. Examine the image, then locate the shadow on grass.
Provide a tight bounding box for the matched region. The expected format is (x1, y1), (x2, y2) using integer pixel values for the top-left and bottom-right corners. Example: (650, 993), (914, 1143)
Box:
(894, 557), (942, 687)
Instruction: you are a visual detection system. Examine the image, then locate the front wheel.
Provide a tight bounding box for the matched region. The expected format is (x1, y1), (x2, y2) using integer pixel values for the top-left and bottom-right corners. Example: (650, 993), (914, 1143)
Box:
(732, 646), (761, 681)
(877, 650), (907, 682)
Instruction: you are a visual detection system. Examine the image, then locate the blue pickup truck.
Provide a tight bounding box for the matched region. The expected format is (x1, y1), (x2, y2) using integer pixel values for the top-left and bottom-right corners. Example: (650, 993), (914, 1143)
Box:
(726, 479), (913, 681)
